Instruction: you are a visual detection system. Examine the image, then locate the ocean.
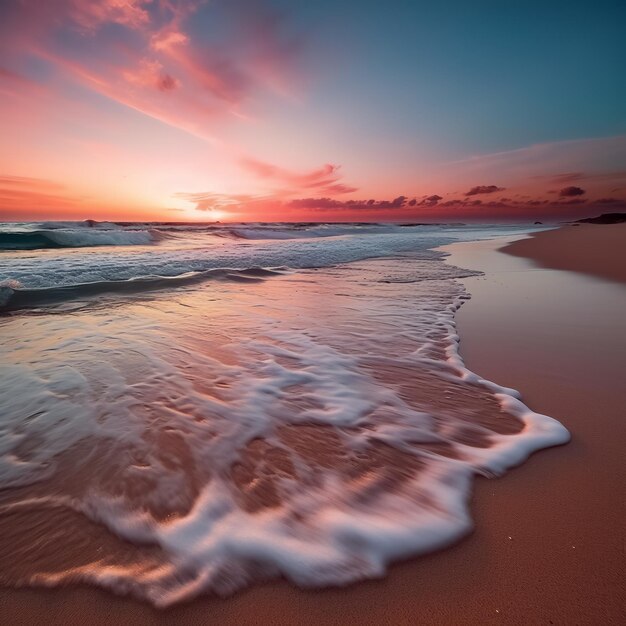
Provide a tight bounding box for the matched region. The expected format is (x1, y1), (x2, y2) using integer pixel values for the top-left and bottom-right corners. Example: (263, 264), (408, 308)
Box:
(0, 221), (568, 605)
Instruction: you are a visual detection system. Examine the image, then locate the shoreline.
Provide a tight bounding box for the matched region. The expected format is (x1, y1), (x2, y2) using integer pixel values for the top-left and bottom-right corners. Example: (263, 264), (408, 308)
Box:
(443, 232), (625, 623)
(1, 226), (625, 624)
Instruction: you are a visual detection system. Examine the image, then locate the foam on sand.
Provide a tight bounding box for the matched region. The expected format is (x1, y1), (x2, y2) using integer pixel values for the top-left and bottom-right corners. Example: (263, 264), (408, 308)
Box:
(0, 253), (568, 606)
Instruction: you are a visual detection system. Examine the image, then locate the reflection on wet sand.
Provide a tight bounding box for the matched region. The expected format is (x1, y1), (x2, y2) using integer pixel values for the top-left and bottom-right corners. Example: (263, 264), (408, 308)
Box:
(0, 255), (567, 605)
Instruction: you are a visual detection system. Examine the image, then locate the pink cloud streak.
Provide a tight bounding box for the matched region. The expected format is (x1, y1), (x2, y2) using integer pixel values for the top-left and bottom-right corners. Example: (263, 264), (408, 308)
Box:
(239, 159), (358, 194)
(0, 0), (304, 142)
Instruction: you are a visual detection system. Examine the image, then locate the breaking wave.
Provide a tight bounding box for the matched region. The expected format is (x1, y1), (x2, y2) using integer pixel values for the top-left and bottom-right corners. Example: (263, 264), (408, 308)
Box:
(0, 251), (569, 606)
(0, 267), (287, 312)
(0, 229), (159, 250)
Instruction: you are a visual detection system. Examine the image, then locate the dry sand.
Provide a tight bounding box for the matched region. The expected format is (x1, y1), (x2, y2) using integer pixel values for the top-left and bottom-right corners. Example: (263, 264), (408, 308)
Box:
(1, 225), (624, 624)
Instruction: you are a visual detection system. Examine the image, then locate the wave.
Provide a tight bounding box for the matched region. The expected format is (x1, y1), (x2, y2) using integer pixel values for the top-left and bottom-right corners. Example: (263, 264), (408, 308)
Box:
(0, 229), (158, 250)
(0, 224), (539, 314)
(0, 221), (502, 251)
(0, 222), (394, 249)
(215, 228), (320, 240)
(7, 228), (161, 249)
(0, 254), (569, 605)
(0, 267), (287, 312)
(39, 219), (120, 230)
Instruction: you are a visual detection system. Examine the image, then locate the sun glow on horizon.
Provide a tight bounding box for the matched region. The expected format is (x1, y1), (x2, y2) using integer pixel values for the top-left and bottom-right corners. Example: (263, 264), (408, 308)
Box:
(180, 208), (230, 222)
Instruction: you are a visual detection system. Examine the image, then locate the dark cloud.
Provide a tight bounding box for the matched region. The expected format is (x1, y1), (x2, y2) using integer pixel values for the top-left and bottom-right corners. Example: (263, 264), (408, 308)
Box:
(157, 73), (177, 91)
(420, 194), (442, 206)
(465, 185), (505, 196)
(559, 186), (585, 197)
(441, 198), (484, 207)
(176, 187), (626, 220)
(389, 195), (408, 207)
(406, 195), (442, 207)
(286, 195), (410, 211)
(286, 197), (342, 209)
(282, 193), (625, 215)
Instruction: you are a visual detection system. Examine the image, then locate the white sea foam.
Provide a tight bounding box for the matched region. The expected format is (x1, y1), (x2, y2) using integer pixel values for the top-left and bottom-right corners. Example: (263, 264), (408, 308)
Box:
(0, 250), (568, 605)
(0, 223), (534, 295)
(44, 228), (156, 247)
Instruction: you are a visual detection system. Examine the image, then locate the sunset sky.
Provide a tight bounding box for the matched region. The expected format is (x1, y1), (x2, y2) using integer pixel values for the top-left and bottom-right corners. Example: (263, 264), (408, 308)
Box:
(0, 0), (624, 222)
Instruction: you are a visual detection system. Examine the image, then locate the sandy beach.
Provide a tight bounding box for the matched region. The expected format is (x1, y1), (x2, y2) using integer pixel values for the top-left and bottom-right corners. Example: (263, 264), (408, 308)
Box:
(502, 222), (626, 284)
(0, 222), (623, 624)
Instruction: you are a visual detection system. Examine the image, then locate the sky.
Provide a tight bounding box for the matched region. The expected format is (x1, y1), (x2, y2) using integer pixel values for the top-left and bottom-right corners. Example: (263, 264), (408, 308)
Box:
(0, 0), (625, 222)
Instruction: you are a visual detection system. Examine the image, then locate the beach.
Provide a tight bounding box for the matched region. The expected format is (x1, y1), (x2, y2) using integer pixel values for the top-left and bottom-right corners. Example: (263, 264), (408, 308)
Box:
(502, 222), (626, 284)
(0, 222), (624, 624)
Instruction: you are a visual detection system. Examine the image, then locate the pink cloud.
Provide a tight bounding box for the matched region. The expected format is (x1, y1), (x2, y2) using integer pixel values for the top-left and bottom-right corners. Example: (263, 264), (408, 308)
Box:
(122, 58), (178, 92)
(174, 191), (259, 214)
(0, 0), (306, 142)
(151, 30), (189, 54)
(239, 158), (357, 194)
(0, 175), (65, 191)
(68, 0), (153, 32)
(173, 156), (361, 218)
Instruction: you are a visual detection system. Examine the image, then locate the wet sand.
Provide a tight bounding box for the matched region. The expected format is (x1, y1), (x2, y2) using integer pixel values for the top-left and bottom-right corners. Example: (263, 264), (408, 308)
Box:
(503, 222), (626, 284)
(1, 227), (625, 624)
